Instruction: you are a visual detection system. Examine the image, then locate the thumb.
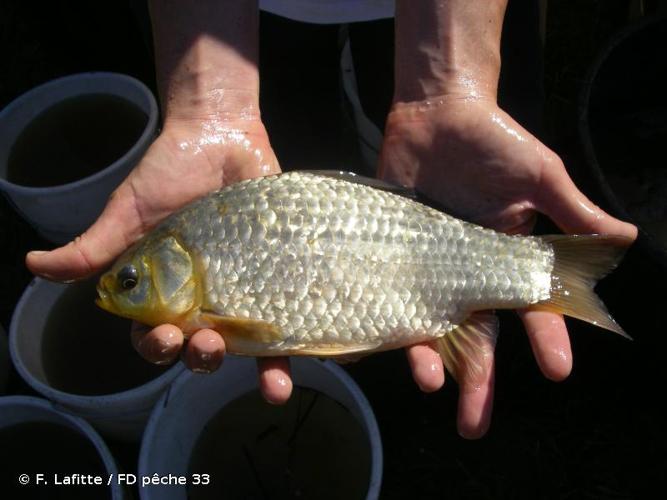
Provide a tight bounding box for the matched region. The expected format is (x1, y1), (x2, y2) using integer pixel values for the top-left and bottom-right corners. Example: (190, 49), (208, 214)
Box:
(536, 156), (638, 240)
(26, 184), (145, 281)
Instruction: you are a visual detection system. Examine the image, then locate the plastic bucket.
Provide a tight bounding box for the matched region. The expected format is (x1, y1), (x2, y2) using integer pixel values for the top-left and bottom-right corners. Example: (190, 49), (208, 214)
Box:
(0, 72), (158, 243)
(0, 395), (125, 499)
(0, 324), (9, 394)
(9, 278), (184, 441)
(579, 15), (667, 269)
(139, 356), (383, 499)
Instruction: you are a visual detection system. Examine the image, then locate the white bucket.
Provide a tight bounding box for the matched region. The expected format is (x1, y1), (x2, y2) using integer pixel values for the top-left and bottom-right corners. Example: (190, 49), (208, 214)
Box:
(0, 395), (125, 499)
(0, 324), (9, 394)
(0, 72), (158, 243)
(9, 278), (184, 441)
(139, 356), (383, 499)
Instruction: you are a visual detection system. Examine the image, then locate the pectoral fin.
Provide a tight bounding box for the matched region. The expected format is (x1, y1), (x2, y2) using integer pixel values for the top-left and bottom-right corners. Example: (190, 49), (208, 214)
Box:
(197, 312), (284, 349)
(433, 311), (499, 385)
(192, 311), (382, 358)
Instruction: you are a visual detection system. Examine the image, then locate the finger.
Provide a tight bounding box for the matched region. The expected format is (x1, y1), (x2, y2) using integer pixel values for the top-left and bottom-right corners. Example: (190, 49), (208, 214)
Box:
(475, 204), (537, 236)
(405, 343), (445, 392)
(25, 183), (145, 281)
(184, 329), (226, 373)
(257, 357), (293, 405)
(503, 212), (537, 236)
(518, 309), (572, 381)
(131, 322), (183, 365)
(536, 156), (638, 239)
(457, 354), (495, 439)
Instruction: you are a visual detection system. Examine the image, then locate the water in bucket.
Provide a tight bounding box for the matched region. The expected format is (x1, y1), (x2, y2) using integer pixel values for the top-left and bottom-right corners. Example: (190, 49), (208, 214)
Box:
(41, 279), (169, 395)
(0, 420), (111, 499)
(6, 93), (147, 187)
(187, 386), (372, 500)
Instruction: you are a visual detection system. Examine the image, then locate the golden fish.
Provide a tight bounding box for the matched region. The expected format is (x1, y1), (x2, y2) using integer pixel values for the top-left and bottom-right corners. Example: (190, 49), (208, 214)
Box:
(96, 171), (631, 380)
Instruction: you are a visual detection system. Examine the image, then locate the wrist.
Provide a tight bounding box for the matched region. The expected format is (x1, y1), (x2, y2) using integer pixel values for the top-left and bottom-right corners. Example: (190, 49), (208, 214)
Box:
(393, 0), (506, 103)
(160, 75), (261, 124)
(161, 110), (267, 139)
(150, 0), (260, 122)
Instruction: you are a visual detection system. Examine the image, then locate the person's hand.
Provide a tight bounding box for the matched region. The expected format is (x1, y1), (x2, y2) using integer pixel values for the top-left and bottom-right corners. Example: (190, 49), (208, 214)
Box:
(378, 96), (637, 438)
(26, 117), (293, 404)
(26, 0), (293, 405)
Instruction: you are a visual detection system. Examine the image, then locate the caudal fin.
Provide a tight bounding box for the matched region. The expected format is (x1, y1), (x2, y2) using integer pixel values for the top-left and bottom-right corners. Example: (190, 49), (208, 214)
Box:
(531, 235), (633, 339)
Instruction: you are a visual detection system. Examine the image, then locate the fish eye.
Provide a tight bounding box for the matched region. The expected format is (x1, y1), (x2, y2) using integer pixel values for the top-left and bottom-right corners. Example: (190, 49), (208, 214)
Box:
(118, 265), (139, 290)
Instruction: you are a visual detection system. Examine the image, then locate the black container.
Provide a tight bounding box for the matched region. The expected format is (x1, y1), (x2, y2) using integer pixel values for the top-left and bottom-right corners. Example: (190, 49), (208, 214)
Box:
(579, 15), (667, 269)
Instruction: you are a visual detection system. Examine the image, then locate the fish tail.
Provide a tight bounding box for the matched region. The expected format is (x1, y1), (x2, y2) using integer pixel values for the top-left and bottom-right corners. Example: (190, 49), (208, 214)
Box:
(531, 234), (633, 338)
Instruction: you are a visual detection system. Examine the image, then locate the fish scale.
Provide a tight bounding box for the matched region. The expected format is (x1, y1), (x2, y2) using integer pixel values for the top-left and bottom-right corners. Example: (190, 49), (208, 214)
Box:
(169, 172), (554, 351)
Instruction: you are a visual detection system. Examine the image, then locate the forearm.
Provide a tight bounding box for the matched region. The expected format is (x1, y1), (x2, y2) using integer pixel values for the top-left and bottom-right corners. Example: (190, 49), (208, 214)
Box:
(394, 0), (507, 103)
(149, 0), (260, 123)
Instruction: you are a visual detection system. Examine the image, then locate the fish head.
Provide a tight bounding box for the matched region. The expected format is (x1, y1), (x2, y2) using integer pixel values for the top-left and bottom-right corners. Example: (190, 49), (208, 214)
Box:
(96, 234), (199, 327)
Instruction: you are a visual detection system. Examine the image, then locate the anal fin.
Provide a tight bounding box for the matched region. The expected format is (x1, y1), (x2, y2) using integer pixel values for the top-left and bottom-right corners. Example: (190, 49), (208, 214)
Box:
(286, 342), (380, 359)
(433, 311), (499, 384)
(332, 353), (368, 365)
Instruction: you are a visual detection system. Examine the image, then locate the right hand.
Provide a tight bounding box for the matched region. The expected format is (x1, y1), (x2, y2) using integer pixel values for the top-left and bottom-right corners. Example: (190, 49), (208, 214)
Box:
(26, 117), (294, 404)
(379, 96), (637, 438)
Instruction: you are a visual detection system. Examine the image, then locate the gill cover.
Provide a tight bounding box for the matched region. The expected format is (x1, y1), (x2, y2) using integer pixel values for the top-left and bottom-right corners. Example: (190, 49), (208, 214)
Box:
(96, 234), (198, 327)
(151, 236), (195, 308)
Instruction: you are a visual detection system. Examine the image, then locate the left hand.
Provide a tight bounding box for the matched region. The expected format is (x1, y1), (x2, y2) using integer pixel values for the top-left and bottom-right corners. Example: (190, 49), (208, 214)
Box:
(27, 117), (292, 404)
(378, 96), (637, 438)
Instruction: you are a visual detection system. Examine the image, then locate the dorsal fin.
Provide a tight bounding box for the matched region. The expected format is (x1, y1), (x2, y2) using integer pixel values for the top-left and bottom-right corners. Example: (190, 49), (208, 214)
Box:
(298, 170), (418, 199)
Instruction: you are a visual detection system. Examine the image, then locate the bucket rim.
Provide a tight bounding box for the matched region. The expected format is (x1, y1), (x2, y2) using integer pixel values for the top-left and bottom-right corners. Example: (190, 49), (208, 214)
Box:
(0, 71), (158, 195)
(9, 277), (184, 408)
(138, 356), (383, 500)
(0, 394), (124, 499)
(577, 14), (667, 264)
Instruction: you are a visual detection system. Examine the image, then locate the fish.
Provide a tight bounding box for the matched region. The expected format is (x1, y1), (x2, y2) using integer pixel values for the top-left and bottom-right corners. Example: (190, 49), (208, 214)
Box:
(96, 171), (632, 381)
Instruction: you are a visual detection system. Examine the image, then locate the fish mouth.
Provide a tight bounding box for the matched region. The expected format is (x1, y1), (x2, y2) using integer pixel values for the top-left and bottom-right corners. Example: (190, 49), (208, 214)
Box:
(95, 282), (114, 313)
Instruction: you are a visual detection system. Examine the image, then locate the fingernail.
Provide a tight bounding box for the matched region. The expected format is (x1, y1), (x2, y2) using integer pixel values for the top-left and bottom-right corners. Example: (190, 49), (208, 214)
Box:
(148, 340), (178, 364)
(458, 428), (474, 440)
(458, 423), (489, 440)
(28, 250), (48, 256)
(191, 366), (214, 374)
(190, 347), (222, 374)
(458, 427), (480, 440)
(153, 358), (175, 366)
(157, 340), (175, 355)
(264, 374), (291, 405)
